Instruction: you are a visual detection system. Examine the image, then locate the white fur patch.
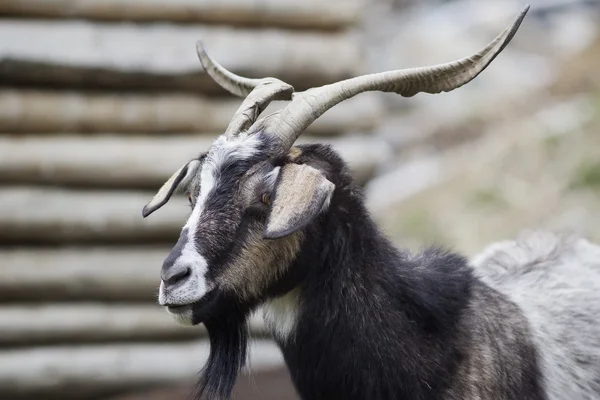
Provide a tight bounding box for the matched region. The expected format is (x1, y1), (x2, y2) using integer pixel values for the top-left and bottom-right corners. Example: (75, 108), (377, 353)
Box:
(264, 166), (281, 189)
(198, 134), (261, 209)
(319, 185), (334, 214)
(262, 289), (301, 343)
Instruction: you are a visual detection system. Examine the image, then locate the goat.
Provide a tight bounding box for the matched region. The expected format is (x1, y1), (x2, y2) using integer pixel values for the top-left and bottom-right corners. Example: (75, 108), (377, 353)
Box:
(142, 5), (600, 400)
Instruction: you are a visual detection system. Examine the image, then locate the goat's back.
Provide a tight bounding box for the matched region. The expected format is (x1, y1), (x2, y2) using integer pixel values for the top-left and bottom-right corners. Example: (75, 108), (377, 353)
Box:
(472, 231), (600, 400)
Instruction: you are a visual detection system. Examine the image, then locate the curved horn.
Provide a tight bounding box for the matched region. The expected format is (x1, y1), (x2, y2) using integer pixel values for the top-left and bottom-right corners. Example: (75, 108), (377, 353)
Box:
(197, 41), (266, 98)
(196, 41), (294, 136)
(265, 5), (530, 151)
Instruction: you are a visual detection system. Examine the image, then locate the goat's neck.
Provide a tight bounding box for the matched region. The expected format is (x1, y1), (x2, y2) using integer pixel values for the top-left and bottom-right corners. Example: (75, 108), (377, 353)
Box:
(262, 198), (389, 341)
(263, 197), (479, 398)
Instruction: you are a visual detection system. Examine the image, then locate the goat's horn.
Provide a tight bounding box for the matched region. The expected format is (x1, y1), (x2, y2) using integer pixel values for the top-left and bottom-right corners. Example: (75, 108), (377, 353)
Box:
(197, 41), (264, 97)
(264, 5), (530, 151)
(196, 41), (294, 135)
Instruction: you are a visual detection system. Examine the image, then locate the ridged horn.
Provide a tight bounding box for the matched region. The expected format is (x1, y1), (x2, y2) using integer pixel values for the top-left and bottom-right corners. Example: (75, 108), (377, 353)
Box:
(264, 5), (530, 151)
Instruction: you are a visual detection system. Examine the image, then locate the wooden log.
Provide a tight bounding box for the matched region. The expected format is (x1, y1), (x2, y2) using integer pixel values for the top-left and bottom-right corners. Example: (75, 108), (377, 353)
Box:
(0, 89), (382, 135)
(0, 247), (172, 301)
(0, 304), (267, 345)
(0, 20), (363, 93)
(0, 90), (238, 134)
(0, 339), (283, 400)
(0, 133), (391, 189)
(0, 0), (362, 30)
(0, 187), (189, 244)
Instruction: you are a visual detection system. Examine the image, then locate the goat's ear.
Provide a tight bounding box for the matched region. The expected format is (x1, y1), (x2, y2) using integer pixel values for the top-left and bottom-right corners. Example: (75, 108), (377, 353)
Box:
(142, 159), (201, 218)
(264, 163), (334, 239)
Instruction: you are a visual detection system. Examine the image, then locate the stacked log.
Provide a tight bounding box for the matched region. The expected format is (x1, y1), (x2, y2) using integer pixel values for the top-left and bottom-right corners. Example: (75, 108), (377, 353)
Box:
(0, 339), (282, 400)
(0, 20), (363, 92)
(0, 0), (362, 30)
(0, 1), (385, 398)
(0, 90), (382, 135)
(0, 248), (167, 301)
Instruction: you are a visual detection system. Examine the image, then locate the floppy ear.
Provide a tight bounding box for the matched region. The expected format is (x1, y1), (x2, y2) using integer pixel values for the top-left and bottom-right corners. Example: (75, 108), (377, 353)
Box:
(264, 163), (335, 239)
(142, 159), (201, 218)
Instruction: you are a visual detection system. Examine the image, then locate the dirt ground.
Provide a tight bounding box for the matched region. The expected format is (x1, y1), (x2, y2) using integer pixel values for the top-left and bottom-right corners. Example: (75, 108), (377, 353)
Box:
(108, 367), (299, 400)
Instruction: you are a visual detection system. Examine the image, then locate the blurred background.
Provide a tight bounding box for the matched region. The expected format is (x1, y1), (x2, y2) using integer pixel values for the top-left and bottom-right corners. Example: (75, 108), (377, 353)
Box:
(0, 0), (599, 398)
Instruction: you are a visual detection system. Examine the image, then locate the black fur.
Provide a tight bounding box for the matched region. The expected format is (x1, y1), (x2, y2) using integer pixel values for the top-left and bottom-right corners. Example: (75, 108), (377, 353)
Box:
(192, 290), (250, 400)
(273, 145), (545, 400)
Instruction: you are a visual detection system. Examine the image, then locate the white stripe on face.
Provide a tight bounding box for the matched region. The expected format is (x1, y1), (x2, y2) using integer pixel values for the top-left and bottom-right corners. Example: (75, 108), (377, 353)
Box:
(159, 133), (262, 321)
(196, 134), (262, 211)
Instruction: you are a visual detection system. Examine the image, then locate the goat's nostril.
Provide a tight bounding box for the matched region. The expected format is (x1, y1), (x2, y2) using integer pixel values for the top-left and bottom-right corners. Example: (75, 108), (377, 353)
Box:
(162, 265), (192, 288)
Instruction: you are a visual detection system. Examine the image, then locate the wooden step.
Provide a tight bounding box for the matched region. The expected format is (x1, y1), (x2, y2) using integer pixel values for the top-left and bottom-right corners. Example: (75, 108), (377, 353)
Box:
(0, 89), (383, 135)
(0, 0), (362, 30)
(0, 339), (283, 400)
(0, 304), (266, 345)
(0, 133), (391, 188)
(0, 20), (363, 93)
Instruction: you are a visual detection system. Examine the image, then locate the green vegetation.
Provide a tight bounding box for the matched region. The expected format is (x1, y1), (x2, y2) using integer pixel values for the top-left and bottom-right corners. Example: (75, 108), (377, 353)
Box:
(543, 134), (562, 154)
(469, 187), (508, 209)
(569, 161), (600, 190)
(397, 208), (448, 245)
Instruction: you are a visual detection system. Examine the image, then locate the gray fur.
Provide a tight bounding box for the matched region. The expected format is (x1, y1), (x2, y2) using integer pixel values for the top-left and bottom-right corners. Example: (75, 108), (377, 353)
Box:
(472, 230), (600, 400)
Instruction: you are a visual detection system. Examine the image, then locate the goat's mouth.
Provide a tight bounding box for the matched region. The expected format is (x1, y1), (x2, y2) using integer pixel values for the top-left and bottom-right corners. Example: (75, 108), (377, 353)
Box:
(164, 289), (220, 325)
(166, 304), (189, 313)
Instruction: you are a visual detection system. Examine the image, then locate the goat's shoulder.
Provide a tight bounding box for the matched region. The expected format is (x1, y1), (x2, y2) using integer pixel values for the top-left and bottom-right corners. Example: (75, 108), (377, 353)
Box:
(386, 245), (547, 399)
(385, 245), (474, 332)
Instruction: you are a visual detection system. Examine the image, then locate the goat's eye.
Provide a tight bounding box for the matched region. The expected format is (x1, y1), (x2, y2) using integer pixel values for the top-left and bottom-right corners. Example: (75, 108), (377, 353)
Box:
(261, 193), (271, 206)
(188, 195), (193, 206)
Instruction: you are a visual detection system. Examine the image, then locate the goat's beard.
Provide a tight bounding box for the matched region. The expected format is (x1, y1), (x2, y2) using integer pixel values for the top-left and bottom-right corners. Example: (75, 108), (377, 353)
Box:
(193, 296), (249, 400)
